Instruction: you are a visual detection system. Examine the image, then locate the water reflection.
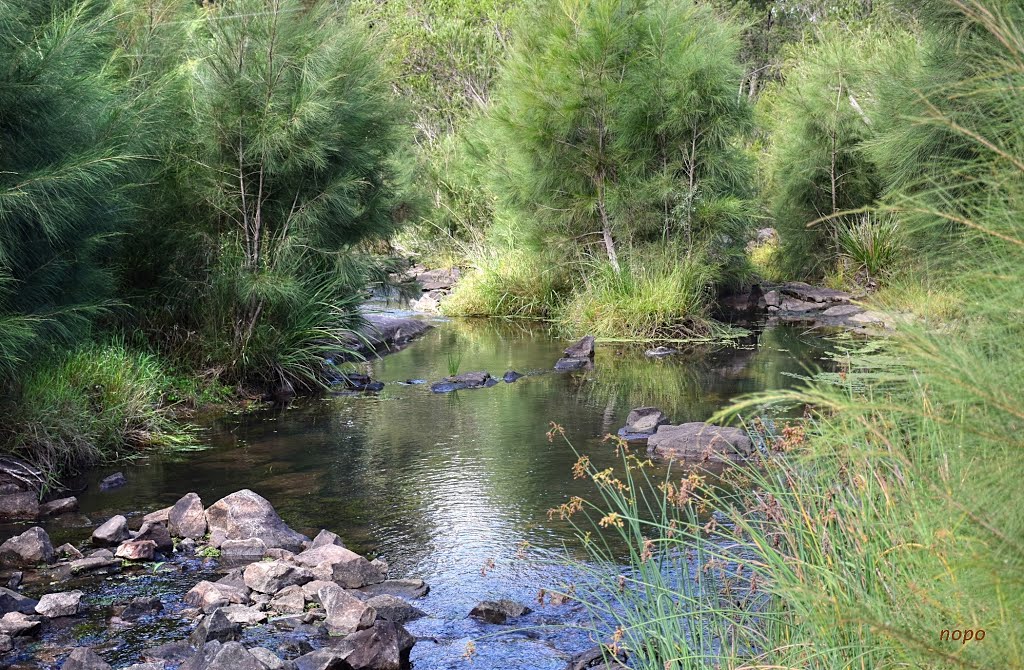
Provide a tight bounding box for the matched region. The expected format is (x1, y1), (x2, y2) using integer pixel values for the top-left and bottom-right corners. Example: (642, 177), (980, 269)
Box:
(55, 318), (832, 668)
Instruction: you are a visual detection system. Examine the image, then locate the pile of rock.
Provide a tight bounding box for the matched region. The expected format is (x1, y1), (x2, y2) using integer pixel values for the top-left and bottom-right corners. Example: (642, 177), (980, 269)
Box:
(429, 370), (524, 393)
(404, 266), (461, 314)
(759, 282), (893, 331)
(554, 336), (595, 372)
(0, 489), (427, 670)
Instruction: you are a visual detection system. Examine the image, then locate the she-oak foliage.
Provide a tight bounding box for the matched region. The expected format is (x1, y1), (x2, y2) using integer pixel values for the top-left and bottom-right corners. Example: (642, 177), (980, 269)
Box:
(486, 0), (753, 275)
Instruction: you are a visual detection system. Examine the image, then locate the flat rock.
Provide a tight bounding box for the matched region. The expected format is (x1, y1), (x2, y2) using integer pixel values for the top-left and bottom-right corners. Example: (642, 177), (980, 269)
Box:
(62, 647), (112, 670)
(430, 371), (492, 393)
(221, 537), (267, 560)
(779, 297), (822, 313)
(40, 496), (78, 516)
(115, 539), (157, 561)
(185, 641), (265, 670)
(34, 590), (83, 617)
(68, 556), (120, 575)
(99, 472), (127, 491)
(365, 595), (425, 624)
(0, 526), (53, 565)
(294, 544), (384, 589)
(821, 304), (863, 317)
(356, 579), (429, 600)
(92, 515), (130, 546)
(319, 583), (375, 634)
(142, 507), (171, 525)
(205, 489), (308, 551)
(0, 587), (37, 615)
(169, 492), (207, 539)
(219, 604), (268, 626)
(780, 281), (851, 304)
(0, 611), (40, 636)
(469, 599), (531, 624)
(243, 560), (313, 594)
(624, 407), (669, 435)
(647, 423), (753, 462)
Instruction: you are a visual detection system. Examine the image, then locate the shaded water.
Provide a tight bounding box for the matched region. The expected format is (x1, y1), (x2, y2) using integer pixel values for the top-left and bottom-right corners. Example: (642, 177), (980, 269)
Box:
(32, 316), (835, 668)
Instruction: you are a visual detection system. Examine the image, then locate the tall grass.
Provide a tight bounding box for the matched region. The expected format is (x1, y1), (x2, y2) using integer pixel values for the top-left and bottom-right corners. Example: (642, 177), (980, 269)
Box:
(3, 344), (190, 489)
(556, 252), (716, 340)
(442, 246), (568, 319)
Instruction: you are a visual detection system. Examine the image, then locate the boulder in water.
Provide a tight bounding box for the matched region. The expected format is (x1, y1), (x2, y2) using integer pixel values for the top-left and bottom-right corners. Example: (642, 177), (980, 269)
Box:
(205, 489), (308, 551)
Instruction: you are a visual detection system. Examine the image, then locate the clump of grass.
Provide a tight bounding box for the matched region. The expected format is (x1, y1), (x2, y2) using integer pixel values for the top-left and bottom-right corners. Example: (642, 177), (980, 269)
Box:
(3, 343), (190, 489)
(556, 253), (716, 340)
(442, 247), (567, 318)
(445, 349), (463, 377)
(838, 213), (904, 281)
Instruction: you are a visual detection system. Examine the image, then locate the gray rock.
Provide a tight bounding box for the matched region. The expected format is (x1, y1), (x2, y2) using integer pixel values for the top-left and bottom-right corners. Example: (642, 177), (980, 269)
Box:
(135, 521), (173, 552)
(0, 634), (11, 653)
(218, 604), (268, 626)
(40, 496), (78, 516)
(0, 611), (40, 636)
(5, 572), (19, 589)
(249, 647), (297, 670)
(189, 609), (242, 646)
(780, 281), (851, 304)
(821, 304), (863, 317)
(55, 542), (84, 559)
(429, 371), (492, 393)
(185, 581), (249, 612)
(0, 587), (37, 615)
(319, 583), (375, 634)
(99, 472), (127, 491)
(365, 595), (424, 624)
(68, 555), (120, 575)
(356, 579), (429, 600)
(270, 584), (306, 614)
(123, 664), (165, 670)
(220, 537), (267, 560)
(469, 599), (531, 624)
(184, 642), (268, 670)
(779, 297), (821, 313)
(293, 545), (384, 589)
(141, 640), (194, 663)
(169, 492), (207, 539)
(116, 539), (158, 561)
(647, 423), (753, 462)
(205, 489), (307, 551)
(502, 370), (524, 383)
(763, 290), (781, 308)
(142, 507), (171, 525)
(310, 529), (345, 549)
(295, 648), (353, 670)
(92, 515), (130, 546)
(34, 590), (83, 617)
(563, 335), (595, 359)
(63, 647), (113, 670)
(624, 407), (669, 435)
(243, 560), (313, 594)
(327, 620), (415, 670)
(300, 580), (336, 604)
(0, 492), (39, 521)
(0, 526), (53, 565)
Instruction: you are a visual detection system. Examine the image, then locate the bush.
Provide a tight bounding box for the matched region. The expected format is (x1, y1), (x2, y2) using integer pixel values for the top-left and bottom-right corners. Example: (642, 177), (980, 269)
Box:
(442, 246), (566, 318)
(556, 251), (716, 340)
(3, 344), (187, 487)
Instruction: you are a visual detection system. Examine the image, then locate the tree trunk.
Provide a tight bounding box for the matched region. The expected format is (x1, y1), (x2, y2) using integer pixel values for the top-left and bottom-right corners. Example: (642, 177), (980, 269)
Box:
(596, 171), (620, 273)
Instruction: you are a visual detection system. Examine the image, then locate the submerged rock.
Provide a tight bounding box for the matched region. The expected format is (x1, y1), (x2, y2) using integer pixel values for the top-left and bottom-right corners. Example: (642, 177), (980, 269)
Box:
(566, 645), (628, 670)
(469, 599), (531, 624)
(647, 423), (753, 463)
(554, 357), (591, 371)
(205, 489), (308, 551)
(429, 370), (493, 393)
(99, 472), (127, 491)
(169, 492), (207, 539)
(644, 346), (677, 358)
(118, 596), (163, 620)
(502, 370), (524, 383)
(0, 526), (54, 565)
